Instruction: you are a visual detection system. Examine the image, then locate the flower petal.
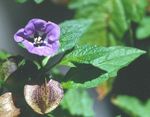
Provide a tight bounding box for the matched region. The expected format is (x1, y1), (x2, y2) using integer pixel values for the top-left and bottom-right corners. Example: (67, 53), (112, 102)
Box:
(30, 46), (56, 56)
(24, 21), (35, 36)
(52, 41), (60, 52)
(47, 22), (60, 42)
(14, 28), (25, 42)
(30, 19), (47, 32)
(22, 40), (34, 52)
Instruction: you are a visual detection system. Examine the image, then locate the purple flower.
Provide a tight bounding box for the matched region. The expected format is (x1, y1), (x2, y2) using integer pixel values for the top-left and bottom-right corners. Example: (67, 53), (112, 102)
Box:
(14, 19), (60, 56)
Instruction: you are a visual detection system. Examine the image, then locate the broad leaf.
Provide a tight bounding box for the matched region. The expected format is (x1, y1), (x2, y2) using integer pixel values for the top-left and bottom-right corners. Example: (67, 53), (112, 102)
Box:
(112, 95), (150, 117)
(62, 71), (116, 89)
(62, 63), (105, 83)
(60, 45), (145, 72)
(69, 0), (148, 46)
(61, 89), (94, 117)
(59, 19), (92, 52)
(61, 46), (145, 89)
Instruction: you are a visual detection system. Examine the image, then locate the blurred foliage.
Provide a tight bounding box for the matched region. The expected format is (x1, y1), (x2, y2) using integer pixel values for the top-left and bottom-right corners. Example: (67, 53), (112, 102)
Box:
(68, 0), (148, 46)
(136, 17), (150, 39)
(96, 77), (115, 100)
(15, 0), (44, 4)
(61, 89), (94, 117)
(0, 51), (11, 60)
(112, 95), (150, 117)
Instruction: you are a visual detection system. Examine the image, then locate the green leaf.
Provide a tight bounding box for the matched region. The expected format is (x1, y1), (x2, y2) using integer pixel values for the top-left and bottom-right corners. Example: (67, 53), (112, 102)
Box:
(62, 71), (116, 89)
(59, 19), (93, 53)
(61, 46), (145, 89)
(122, 0), (147, 23)
(60, 45), (145, 72)
(69, 0), (148, 46)
(69, 0), (128, 46)
(69, 0), (99, 9)
(61, 89), (94, 117)
(112, 95), (150, 117)
(63, 63), (105, 83)
(0, 51), (11, 60)
(34, 0), (44, 4)
(136, 17), (150, 39)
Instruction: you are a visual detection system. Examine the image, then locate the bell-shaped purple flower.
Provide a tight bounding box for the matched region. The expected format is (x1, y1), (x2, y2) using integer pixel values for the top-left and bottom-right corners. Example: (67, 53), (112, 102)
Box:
(14, 19), (60, 56)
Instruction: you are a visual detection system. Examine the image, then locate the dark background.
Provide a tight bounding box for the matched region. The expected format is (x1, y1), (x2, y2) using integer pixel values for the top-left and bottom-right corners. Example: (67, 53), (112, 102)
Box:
(0, 0), (150, 117)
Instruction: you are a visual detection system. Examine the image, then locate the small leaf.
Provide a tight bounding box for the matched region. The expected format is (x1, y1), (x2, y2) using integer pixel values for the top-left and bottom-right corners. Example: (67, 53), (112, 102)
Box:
(112, 95), (150, 117)
(61, 89), (94, 117)
(0, 51), (11, 60)
(59, 19), (93, 53)
(24, 79), (64, 114)
(0, 92), (20, 117)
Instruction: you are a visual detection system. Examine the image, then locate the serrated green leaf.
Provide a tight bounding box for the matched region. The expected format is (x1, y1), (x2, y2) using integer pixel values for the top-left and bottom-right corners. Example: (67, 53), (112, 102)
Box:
(61, 46), (145, 89)
(60, 45), (145, 72)
(112, 95), (150, 117)
(59, 19), (93, 53)
(34, 0), (44, 4)
(136, 17), (150, 39)
(61, 89), (94, 117)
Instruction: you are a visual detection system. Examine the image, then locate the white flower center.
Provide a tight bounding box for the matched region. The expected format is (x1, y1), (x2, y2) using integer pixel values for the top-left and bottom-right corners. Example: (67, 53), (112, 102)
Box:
(33, 36), (44, 46)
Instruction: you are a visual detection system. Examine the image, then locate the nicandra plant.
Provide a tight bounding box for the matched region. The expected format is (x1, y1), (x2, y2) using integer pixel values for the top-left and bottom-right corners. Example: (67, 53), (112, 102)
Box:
(0, 18), (146, 117)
